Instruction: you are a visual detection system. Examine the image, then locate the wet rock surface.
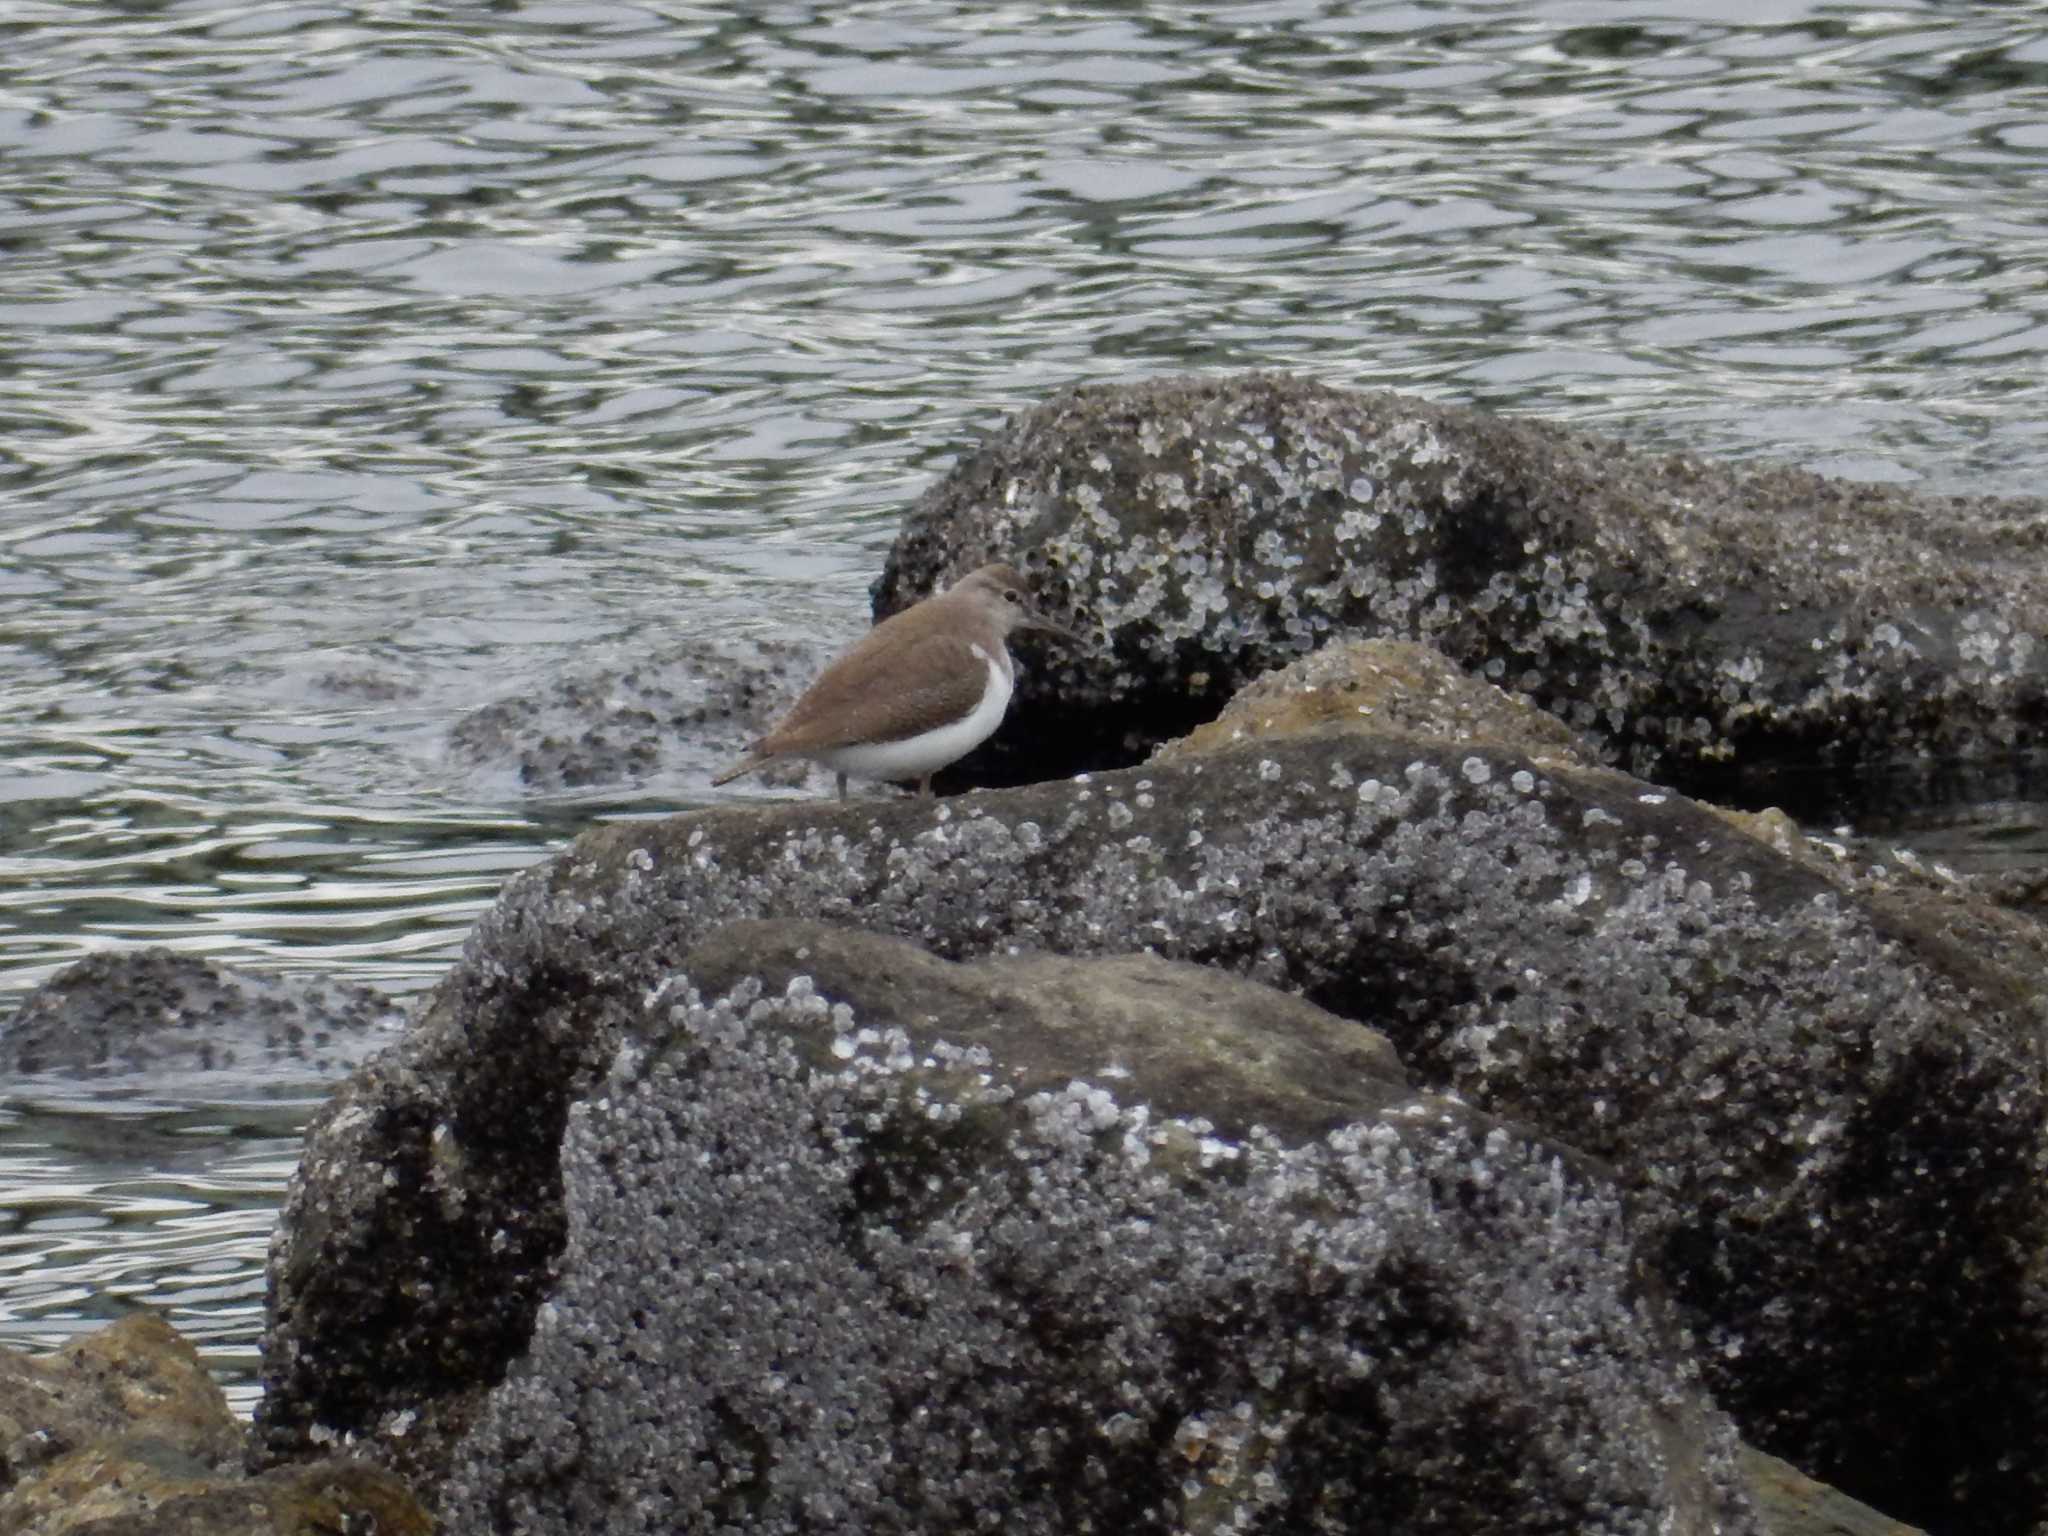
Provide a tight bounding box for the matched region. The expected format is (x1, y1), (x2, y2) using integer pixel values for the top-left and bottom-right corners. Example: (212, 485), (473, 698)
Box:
(0, 1314), (241, 1479)
(257, 718), (2048, 1532)
(0, 1314), (429, 1536)
(0, 948), (404, 1089)
(436, 949), (1755, 1535)
(1741, 1449), (1928, 1536)
(446, 634), (824, 794)
(878, 372), (2048, 797)
(2, 1450), (431, 1536)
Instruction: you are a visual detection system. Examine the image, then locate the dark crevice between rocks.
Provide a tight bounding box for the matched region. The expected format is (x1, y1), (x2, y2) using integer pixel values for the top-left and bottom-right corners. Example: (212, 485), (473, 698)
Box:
(260, 1093), (513, 1464)
(255, 960), (626, 1485)
(931, 676), (1232, 793)
(1695, 743), (2048, 829)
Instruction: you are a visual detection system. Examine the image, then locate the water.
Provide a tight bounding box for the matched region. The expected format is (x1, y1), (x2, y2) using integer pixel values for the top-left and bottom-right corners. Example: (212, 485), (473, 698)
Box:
(3, 0), (2046, 1414)
(0, 1095), (303, 1410)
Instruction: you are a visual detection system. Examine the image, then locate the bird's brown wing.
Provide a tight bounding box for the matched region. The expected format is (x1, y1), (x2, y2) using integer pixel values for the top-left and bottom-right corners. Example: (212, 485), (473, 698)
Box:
(758, 628), (996, 753)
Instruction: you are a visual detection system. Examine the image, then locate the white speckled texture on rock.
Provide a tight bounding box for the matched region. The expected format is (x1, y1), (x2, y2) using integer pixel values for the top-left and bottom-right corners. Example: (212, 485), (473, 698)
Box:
(877, 372), (2048, 790)
(257, 731), (2048, 1531)
(436, 982), (1758, 1535)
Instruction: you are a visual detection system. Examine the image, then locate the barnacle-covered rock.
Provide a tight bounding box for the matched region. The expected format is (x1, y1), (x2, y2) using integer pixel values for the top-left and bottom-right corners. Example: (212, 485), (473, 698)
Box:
(0, 949), (402, 1090)
(256, 721), (2048, 1531)
(436, 946), (1755, 1535)
(879, 372), (2048, 795)
(447, 634), (823, 794)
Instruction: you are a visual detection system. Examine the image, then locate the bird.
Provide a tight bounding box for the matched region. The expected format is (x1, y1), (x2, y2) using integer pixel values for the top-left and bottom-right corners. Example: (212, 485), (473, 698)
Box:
(711, 561), (1079, 799)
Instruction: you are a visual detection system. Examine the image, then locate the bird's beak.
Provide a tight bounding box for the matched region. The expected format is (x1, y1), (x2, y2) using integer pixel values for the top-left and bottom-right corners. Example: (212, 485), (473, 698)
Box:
(1022, 605), (1082, 644)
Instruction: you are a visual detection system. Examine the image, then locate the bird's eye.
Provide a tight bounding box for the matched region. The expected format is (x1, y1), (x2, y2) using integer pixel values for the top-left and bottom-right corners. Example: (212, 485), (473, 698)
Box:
(1003, 588), (1022, 604)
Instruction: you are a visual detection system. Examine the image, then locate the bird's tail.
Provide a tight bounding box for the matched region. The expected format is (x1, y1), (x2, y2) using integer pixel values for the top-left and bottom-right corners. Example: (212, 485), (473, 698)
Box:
(709, 755), (760, 787)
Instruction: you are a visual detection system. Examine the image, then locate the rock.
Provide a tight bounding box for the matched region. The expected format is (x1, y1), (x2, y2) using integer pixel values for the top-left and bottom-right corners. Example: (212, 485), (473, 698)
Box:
(1152, 635), (1596, 767)
(1, 1447), (431, 1535)
(446, 634), (826, 794)
(0, 949), (403, 1090)
(679, 919), (1412, 1140)
(0, 1314), (431, 1533)
(256, 725), (2048, 1531)
(1741, 1447), (1927, 1536)
(877, 372), (2048, 795)
(432, 937), (1758, 1534)
(0, 1314), (241, 1479)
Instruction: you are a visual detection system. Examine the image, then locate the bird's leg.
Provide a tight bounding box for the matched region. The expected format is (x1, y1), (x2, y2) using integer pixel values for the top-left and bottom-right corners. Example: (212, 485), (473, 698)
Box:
(917, 776), (934, 798)
(836, 771), (848, 801)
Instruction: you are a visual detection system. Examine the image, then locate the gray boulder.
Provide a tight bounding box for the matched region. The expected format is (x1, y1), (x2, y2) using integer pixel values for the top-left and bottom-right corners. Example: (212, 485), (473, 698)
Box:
(434, 924), (1757, 1535)
(256, 719), (2048, 1531)
(878, 372), (2048, 793)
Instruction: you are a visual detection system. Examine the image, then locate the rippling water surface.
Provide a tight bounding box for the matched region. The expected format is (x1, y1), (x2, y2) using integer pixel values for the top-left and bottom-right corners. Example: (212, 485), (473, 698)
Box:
(4, 0), (2047, 1409)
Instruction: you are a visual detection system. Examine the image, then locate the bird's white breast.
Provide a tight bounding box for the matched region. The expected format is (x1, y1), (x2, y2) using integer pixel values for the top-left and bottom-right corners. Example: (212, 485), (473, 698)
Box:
(816, 647), (1012, 782)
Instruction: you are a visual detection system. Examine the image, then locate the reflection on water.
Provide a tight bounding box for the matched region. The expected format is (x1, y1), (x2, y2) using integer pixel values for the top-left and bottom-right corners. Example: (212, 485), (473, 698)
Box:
(0, 787), (536, 992)
(0, 1097), (312, 1417)
(3, 0), (2047, 1408)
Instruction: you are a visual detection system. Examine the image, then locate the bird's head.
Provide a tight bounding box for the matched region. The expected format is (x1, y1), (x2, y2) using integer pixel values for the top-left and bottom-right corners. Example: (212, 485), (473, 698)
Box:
(953, 562), (1080, 643)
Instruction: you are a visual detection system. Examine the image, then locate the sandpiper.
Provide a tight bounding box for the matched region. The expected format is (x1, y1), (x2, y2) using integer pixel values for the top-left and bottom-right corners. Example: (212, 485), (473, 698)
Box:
(711, 561), (1078, 799)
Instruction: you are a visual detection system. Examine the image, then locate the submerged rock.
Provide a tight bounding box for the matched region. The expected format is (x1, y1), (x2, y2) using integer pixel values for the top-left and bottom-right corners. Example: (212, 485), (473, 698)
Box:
(0, 948), (403, 1090)
(878, 372), (2048, 797)
(446, 634), (824, 794)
